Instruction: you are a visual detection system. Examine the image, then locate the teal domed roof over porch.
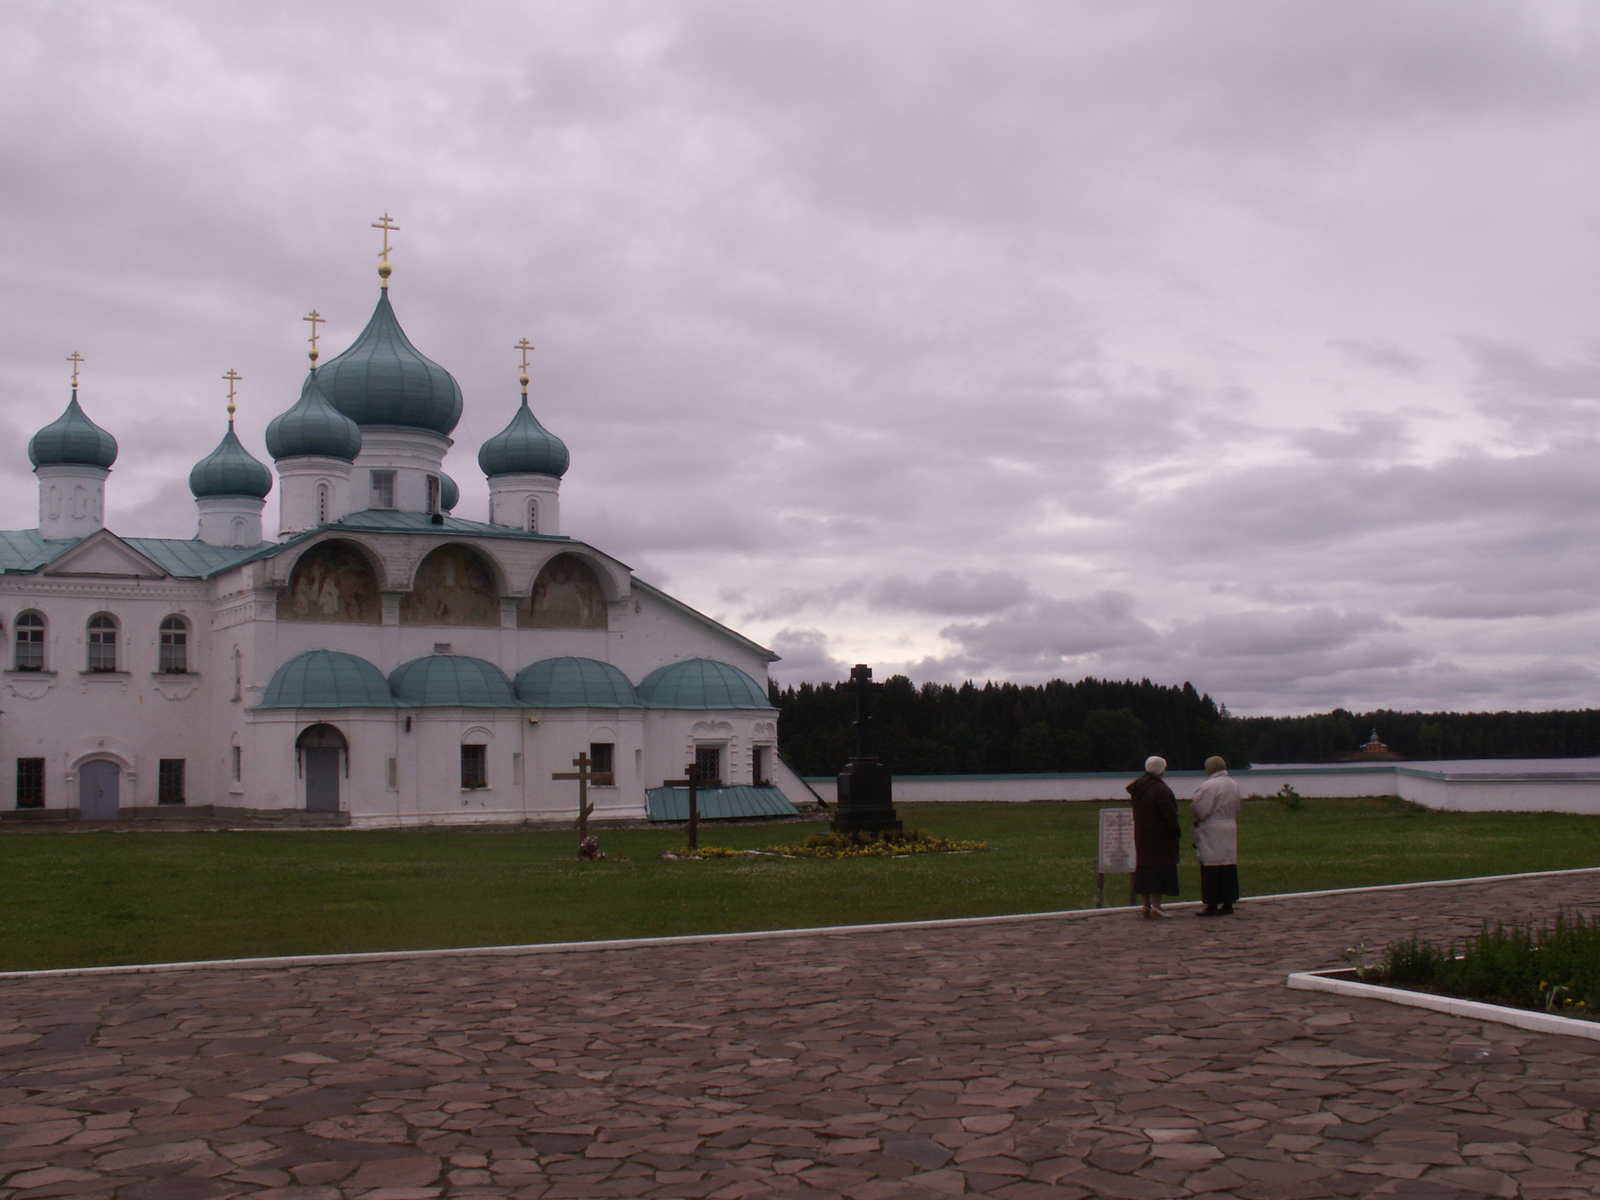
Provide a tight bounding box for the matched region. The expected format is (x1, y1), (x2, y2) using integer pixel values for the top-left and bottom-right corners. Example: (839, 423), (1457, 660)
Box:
(515, 657), (640, 708)
(389, 654), (518, 707)
(258, 650), (395, 708)
(637, 658), (773, 710)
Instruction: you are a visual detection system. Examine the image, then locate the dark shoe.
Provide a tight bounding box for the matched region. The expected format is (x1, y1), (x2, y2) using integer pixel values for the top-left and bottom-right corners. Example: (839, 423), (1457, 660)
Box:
(1219, 905), (1235, 915)
(1196, 907), (1221, 918)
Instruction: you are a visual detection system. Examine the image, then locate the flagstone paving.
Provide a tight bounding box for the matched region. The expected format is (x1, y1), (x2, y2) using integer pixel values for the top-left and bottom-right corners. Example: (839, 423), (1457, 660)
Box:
(2, 872), (1599, 1199)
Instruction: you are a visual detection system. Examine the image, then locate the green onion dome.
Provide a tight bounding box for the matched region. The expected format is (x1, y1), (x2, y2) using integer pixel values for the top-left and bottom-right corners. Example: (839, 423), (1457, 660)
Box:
(29, 392), (118, 469)
(637, 658), (775, 709)
(439, 472), (459, 512)
(189, 424), (273, 499)
(389, 654), (519, 707)
(515, 657), (641, 707)
(315, 291), (463, 435)
(477, 395), (569, 478)
(265, 373), (362, 462)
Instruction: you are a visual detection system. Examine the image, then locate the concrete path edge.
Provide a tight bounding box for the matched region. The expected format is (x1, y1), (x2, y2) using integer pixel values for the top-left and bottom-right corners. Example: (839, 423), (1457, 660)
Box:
(1289, 966), (1600, 1041)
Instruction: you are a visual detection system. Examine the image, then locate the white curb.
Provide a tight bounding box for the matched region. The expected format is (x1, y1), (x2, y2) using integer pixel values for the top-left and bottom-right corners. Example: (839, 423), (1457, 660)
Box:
(1288, 968), (1600, 1042)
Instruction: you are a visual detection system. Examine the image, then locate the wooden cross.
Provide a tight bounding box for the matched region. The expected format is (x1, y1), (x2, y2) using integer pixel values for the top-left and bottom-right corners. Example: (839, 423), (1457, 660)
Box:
(222, 369), (242, 422)
(66, 351), (84, 390)
(660, 761), (705, 850)
(552, 751), (598, 846)
(303, 310), (323, 366)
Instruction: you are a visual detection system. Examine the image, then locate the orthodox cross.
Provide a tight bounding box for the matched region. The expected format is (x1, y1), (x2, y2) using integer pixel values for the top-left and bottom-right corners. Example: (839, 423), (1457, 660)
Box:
(372, 213), (399, 285)
(222, 369), (242, 423)
(66, 351), (84, 391)
(843, 663), (880, 758)
(660, 761), (705, 849)
(515, 337), (534, 397)
(552, 751), (598, 846)
(303, 309), (324, 368)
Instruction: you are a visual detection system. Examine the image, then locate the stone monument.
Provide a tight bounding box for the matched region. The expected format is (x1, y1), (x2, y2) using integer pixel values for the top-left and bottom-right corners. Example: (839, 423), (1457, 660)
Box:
(833, 664), (902, 834)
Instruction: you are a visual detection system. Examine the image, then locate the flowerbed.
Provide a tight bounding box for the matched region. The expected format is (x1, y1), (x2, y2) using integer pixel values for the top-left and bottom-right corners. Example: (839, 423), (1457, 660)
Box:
(1350, 910), (1600, 1021)
(663, 829), (988, 861)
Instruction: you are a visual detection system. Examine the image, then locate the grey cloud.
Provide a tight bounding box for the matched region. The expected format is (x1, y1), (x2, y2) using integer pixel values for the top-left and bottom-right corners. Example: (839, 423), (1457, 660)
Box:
(1328, 337), (1427, 376)
(1169, 608), (1393, 658)
(868, 570), (1030, 616)
(767, 628), (850, 685)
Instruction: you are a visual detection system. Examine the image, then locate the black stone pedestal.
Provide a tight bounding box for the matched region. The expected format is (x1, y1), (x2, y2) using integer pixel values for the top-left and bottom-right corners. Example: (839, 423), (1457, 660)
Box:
(833, 756), (901, 834)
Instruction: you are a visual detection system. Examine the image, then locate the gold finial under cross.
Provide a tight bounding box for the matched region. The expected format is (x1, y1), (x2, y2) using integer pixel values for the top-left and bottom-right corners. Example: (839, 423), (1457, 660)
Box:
(515, 337), (534, 394)
(222, 369), (242, 423)
(303, 309), (324, 367)
(67, 351), (84, 391)
(372, 213), (400, 287)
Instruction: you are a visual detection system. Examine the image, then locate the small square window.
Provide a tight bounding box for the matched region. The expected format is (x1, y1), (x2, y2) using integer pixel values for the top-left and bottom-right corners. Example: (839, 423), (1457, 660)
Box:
(158, 759), (185, 805)
(589, 742), (614, 785)
(695, 745), (722, 786)
(371, 470), (396, 509)
(461, 744), (487, 790)
(16, 758), (44, 808)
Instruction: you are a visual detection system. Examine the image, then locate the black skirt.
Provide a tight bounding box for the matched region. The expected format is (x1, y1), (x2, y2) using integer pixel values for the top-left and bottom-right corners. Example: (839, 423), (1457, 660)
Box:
(1133, 864), (1179, 897)
(1200, 864), (1240, 907)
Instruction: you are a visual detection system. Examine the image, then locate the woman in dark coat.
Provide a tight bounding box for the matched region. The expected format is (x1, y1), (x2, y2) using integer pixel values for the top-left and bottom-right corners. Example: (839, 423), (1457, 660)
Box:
(1127, 755), (1180, 919)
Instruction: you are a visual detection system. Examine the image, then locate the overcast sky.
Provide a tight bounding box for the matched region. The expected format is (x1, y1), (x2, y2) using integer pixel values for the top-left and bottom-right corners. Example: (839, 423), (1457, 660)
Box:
(3, 1), (1600, 715)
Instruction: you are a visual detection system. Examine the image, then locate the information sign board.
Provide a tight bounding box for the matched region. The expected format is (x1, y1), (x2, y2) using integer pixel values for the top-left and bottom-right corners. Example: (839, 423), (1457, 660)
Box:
(1097, 806), (1136, 874)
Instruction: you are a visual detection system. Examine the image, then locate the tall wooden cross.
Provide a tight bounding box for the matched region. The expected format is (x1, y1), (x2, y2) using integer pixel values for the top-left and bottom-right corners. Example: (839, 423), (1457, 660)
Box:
(222, 369), (242, 423)
(552, 751), (597, 846)
(660, 761), (705, 850)
(303, 309), (324, 367)
(67, 351), (84, 390)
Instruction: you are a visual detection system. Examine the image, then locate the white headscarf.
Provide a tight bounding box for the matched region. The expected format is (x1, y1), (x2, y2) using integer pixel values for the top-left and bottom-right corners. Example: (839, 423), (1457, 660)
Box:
(1144, 756), (1167, 776)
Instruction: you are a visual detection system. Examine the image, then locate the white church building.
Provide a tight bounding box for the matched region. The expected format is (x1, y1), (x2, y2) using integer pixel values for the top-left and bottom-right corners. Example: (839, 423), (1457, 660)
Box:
(1, 243), (808, 827)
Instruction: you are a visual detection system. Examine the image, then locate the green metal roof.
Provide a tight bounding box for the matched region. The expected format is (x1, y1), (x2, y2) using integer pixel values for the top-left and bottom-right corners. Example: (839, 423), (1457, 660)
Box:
(0, 529), (271, 578)
(316, 290), (463, 435)
(265, 372), (362, 462)
(258, 650), (396, 709)
(515, 657), (640, 707)
(637, 658), (775, 710)
(29, 392), (118, 468)
(323, 509), (573, 541)
(389, 654), (520, 707)
(647, 785), (798, 821)
(189, 424), (273, 499)
(478, 395), (569, 478)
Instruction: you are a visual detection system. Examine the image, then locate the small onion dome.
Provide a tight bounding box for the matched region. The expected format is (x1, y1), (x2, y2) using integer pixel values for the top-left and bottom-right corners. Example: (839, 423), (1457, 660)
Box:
(257, 649), (395, 708)
(515, 657), (641, 708)
(439, 472), (459, 512)
(315, 291), (463, 435)
(265, 373), (362, 462)
(29, 392), (118, 469)
(637, 658), (775, 709)
(388, 654), (519, 707)
(189, 425), (273, 499)
(477, 395), (569, 478)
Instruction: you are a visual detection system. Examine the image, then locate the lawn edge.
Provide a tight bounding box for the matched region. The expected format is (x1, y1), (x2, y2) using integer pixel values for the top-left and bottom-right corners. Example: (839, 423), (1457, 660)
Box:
(1287, 968), (1600, 1042)
(4, 864), (1598, 981)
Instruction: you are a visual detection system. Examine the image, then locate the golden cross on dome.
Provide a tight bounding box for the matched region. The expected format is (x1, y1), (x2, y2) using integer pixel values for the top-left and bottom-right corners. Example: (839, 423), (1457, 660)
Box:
(303, 309), (324, 367)
(515, 337), (534, 395)
(222, 369), (242, 423)
(372, 213), (400, 287)
(67, 351), (84, 391)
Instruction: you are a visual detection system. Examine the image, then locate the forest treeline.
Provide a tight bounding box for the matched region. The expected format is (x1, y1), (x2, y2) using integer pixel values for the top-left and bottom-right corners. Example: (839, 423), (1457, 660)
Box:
(772, 676), (1600, 776)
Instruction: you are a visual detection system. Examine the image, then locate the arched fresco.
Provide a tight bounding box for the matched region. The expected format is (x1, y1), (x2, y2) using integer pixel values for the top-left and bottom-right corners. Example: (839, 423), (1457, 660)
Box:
(277, 541), (381, 624)
(400, 544), (499, 628)
(521, 554), (607, 630)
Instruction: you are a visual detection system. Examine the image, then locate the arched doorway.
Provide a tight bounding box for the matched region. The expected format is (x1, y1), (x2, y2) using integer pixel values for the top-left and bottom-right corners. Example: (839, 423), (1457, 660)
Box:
(79, 760), (120, 821)
(297, 723), (348, 813)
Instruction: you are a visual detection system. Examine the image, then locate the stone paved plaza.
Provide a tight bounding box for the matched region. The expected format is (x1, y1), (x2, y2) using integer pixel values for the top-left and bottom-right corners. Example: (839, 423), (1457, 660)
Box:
(2, 871), (1599, 1199)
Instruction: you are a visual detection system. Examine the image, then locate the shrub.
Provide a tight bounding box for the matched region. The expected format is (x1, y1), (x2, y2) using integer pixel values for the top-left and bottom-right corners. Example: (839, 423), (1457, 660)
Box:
(765, 828), (987, 859)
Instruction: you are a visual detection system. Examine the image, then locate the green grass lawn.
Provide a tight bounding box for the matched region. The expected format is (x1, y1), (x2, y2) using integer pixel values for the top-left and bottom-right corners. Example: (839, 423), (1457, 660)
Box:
(2, 797), (1597, 971)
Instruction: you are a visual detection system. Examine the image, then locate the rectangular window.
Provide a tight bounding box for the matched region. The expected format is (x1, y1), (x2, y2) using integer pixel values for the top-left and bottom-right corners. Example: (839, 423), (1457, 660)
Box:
(427, 475), (441, 515)
(386, 756), (399, 791)
(159, 619), (188, 673)
(158, 759), (185, 805)
(512, 752), (523, 786)
(16, 758), (44, 809)
(752, 745), (770, 785)
(371, 470), (396, 509)
(461, 744), (487, 790)
(695, 745), (722, 786)
(230, 745), (242, 783)
(589, 742), (615, 786)
(14, 616), (44, 671)
(87, 618), (117, 672)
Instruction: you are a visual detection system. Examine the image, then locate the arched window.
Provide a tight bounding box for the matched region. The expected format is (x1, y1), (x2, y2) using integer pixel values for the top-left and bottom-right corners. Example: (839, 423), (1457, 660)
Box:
(231, 516), (246, 543)
(528, 498), (539, 534)
(14, 612), (45, 672)
(317, 483), (329, 525)
(159, 616), (189, 673)
(87, 614), (118, 673)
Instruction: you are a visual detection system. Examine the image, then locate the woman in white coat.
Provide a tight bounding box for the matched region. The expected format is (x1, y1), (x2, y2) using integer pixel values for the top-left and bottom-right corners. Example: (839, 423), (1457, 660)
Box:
(1190, 755), (1242, 917)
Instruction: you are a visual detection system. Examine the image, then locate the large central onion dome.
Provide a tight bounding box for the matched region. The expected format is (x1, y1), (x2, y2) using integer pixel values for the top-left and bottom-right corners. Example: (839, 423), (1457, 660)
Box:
(29, 392), (118, 469)
(190, 425), (272, 499)
(314, 291), (463, 435)
(478, 394), (569, 477)
(265, 374), (362, 462)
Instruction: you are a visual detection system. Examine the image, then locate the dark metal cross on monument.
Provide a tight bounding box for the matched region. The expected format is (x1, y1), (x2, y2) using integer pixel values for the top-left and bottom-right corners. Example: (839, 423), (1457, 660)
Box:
(833, 664), (902, 834)
(551, 752), (598, 848)
(844, 662), (880, 757)
(660, 761), (704, 850)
